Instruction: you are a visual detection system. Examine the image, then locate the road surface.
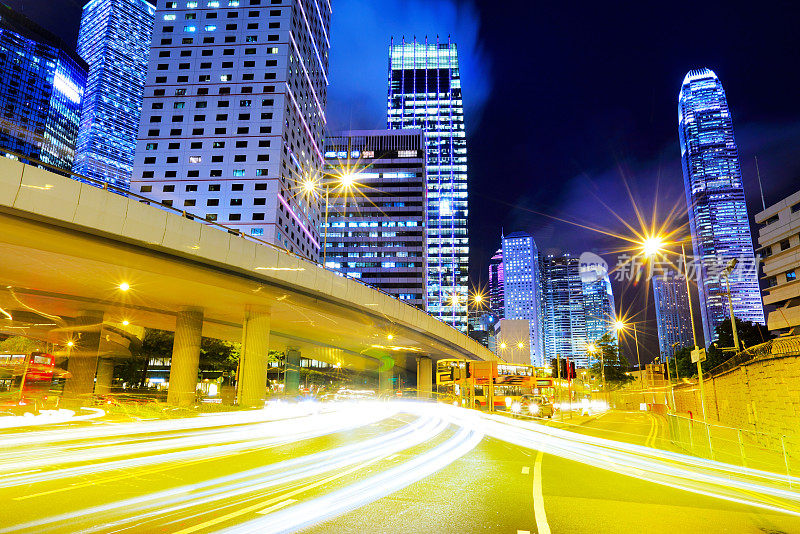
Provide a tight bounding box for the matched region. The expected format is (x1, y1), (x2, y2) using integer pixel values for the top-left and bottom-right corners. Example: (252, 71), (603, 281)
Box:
(1, 402), (798, 533)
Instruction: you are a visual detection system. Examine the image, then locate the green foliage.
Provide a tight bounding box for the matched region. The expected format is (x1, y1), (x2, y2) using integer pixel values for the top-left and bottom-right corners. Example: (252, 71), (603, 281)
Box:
(589, 332), (633, 389)
(0, 336), (46, 353)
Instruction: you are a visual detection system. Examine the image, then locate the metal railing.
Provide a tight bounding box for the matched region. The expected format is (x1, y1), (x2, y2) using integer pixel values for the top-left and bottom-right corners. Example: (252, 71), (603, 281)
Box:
(1, 148), (481, 348)
(666, 413), (799, 486)
(709, 335), (800, 376)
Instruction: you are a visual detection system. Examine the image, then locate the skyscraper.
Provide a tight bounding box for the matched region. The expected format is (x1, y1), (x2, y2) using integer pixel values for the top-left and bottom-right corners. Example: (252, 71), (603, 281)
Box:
(75, 0), (156, 189)
(679, 68), (765, 344)
(581, 262), (616, 352)
(502, 232), (543, 365)
(488, 248), (504, 318)
(322, 129), (427, 309)
(132, 0), (330, 260)
(0, 4), (88, 170)
(653, 270), (694, 360)
(540, 254), (588, 367)
(387, 37), (468, 332)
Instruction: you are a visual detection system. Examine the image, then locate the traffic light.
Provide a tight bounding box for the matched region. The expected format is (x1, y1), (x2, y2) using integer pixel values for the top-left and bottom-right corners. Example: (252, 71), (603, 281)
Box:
(569, 362), (576, 380)
(550, 359), (559, 376)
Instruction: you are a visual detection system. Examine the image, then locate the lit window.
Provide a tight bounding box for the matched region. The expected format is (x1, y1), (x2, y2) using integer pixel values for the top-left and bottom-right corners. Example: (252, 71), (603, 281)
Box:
(184, 25), (196, 32)
(207, 1), (219, 6)
(189, 156), (202, 163)
(163, 14), (176, 20)
(228, 0), (239, 5)
(251, 228), (263, 236)
(220, 74), (231, 81)
(205, 25), (216, 31)
(233, 169), (245, 176)
(186, 1), (197, 6)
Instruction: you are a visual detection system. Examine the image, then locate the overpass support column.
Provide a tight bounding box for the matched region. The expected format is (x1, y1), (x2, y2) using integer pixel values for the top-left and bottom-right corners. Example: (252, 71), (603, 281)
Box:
(63, 310), (104, 407)
(94, 358), (115, 395)
(236, 307), (271, 407)
(284, 347), (300, 396)
(417, 356), (432, 399)
(167, 308), (203, 407)
(379, 368), (393, 394)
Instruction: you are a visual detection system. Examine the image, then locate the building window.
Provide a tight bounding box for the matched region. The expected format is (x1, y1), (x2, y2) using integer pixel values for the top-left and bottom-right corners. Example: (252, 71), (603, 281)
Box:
(229, 214), (242, 221)
(780, 239), (791, 251)
(162, 185), (175, 192)
(788, 270), (797, 282)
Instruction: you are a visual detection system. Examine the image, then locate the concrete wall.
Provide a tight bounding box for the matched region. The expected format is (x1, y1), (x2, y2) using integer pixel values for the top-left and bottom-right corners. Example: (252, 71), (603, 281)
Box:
(671, 354), (800, 442)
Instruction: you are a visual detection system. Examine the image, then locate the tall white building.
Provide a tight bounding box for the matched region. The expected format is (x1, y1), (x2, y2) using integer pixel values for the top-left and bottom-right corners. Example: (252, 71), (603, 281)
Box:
(132, 0), (331, 260)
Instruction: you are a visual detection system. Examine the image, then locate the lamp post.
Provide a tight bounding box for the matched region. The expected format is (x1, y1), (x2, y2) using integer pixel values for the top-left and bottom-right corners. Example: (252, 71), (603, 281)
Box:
(681, 243), (707, 421)
(723, 258), (741, 352)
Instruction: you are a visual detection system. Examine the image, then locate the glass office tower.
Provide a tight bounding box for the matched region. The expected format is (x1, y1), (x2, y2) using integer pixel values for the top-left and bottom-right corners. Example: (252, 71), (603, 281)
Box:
(75, 0), (156, 189)
(502, 232), (543, 365)
(540, 254), (588, 367)
(653, 270), (694, 360)
(678, 68), (765, 344)
(0, 4), (88, 170)
(581, 263), (616, 357)
(488, 247), (504, 318)
(388, 37), (469, 332)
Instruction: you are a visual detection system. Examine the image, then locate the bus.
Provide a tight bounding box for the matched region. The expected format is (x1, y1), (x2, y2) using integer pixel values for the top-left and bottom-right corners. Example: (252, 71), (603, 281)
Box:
(435, 359), (556, 411)
(0, 352), (64, 414)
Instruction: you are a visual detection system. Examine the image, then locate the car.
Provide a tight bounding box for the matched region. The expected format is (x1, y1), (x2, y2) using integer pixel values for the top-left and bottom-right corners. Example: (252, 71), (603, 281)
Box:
(520, 394), (554, 418)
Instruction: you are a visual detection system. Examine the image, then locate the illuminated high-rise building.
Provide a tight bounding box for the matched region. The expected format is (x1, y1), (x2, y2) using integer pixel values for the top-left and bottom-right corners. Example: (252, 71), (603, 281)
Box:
(132, 0), (330, 259)
(580, 262), (616, 356)
(540, 254), (588, 367)
(0, 4), (88, 169)
(653, 270), (694, 360)
(75, 0), (156, 189)
(388, 37), (468, 331)
(679, 68), (765, 344)
(488, 248), (504, 318)
(322, 129), (427, 309)
(502, 232), (543, 365)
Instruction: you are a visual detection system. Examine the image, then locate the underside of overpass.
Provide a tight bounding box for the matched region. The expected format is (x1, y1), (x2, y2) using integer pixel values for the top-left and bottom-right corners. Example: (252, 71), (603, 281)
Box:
(0, 158), (495, 405)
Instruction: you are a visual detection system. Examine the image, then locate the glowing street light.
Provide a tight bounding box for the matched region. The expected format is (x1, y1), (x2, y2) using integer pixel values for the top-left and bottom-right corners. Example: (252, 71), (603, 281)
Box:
(641, 235), (665, 257)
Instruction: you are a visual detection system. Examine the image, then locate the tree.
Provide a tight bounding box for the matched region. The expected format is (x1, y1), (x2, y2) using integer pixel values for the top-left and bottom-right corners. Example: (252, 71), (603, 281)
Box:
(705, 317), (773, 372)
(589, 332), (633, 389)
(0, 336), (46, 353)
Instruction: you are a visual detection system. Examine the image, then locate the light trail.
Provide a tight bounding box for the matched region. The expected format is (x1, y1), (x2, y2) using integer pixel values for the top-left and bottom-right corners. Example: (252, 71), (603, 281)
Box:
(1, 401), (799, 534)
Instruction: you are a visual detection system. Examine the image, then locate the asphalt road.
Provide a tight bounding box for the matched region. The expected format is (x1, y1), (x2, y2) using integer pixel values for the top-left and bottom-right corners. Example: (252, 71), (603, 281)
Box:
(1, 403), (799, 533)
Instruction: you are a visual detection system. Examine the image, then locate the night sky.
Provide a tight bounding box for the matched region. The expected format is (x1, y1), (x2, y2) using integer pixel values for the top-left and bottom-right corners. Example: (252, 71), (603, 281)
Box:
(9, 0), (800, 361)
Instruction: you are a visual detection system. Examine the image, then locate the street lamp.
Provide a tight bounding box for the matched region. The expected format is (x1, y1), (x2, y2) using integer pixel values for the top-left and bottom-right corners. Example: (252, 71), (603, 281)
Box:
(723, 258), (741, 352)
(615, 320), (645, 402)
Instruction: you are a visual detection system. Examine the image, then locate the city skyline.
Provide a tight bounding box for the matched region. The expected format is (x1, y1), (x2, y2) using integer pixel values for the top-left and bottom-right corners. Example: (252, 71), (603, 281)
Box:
(3, 0), (800, 362)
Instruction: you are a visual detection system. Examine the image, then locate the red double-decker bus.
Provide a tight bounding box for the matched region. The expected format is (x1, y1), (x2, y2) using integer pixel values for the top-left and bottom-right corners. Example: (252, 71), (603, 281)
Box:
(0, 352), (63, 414)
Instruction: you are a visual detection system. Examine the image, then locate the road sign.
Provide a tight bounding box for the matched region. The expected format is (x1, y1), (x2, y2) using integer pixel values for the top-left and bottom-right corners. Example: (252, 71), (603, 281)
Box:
(691, 348), (707, 363)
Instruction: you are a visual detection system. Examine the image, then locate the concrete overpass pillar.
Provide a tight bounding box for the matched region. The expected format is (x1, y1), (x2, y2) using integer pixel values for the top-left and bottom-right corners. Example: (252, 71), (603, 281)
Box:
(417, 356), (432, 399)
(167, 308), (203, 407)
(236, 307), (271, 407)
(62, 310), (104, 406)
(94, 358), (115, 395)
(379, 368), (393, 394)
(284, 347), (300, 396)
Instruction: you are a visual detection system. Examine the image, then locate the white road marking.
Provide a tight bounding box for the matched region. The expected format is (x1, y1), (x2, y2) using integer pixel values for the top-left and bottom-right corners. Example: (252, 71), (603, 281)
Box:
(521, 466), (530, 475)
(518, 530), (531, 534)
(257, 499), (298, 515)
(532, 450), (551, 534)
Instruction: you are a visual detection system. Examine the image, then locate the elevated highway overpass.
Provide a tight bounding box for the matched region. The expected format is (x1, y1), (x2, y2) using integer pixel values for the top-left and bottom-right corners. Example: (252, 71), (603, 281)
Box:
(0, 157), (496, 405)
